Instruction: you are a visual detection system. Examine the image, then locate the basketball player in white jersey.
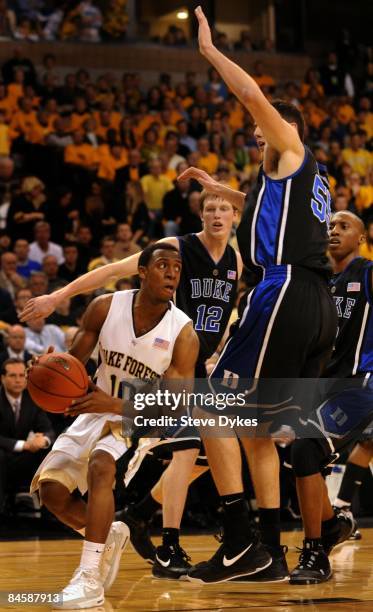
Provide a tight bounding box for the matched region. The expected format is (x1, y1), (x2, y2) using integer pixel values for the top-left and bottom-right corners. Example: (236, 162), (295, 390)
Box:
(21, 193), (242, 579)
(30, 243), (199, 609)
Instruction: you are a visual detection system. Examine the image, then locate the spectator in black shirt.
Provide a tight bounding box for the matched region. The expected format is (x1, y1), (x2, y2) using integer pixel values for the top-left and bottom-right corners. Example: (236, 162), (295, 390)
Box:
(179, 190), (203, 235)
(162, 162), (190, 237)
(59, 243), (86, 283)
(2, 47), (37, 86)
(114, 149), (148, 202)
(0, 287), (17, 324)
(6, 177), (49, 243)
(188, 105), (207, 140)
(76, 225), (99, 270)
(320, 52), (349, 96)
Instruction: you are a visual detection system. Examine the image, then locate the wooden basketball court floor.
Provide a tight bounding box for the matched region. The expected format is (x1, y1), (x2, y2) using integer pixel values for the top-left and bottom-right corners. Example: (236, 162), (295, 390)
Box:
(0, 530), (373, 612)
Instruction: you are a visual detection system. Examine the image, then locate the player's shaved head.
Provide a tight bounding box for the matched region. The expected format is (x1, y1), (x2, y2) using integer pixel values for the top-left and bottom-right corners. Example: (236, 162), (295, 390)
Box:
(138, 242), (180, 269)
(331, 211), (365, 235)
(329, 210), (366, 266)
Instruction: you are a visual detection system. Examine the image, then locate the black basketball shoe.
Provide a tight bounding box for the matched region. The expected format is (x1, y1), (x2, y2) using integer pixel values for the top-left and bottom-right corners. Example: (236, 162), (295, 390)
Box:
(322, 507), (356, 555)
(118, 504), (156, 564)
(187, 534), (272, 584)
(152, 544), (191, 580)
(289, 541), (332, 585)
(232, 545), (289, 582)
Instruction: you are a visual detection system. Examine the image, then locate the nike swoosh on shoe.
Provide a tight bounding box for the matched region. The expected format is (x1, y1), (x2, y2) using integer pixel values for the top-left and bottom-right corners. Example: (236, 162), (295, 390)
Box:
(156, 555), (171, 568)
(223, 543), (253, 567)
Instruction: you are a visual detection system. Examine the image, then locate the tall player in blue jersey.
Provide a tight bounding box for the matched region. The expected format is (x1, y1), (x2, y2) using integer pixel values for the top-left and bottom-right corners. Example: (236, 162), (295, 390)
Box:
(177, 6), (338, 583)
(289, 211), (373, 584)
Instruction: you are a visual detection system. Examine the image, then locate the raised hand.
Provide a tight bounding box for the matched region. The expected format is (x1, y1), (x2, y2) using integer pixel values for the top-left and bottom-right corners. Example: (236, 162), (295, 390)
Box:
(20, 294), (59, 323)
(177, 166), (221, 194)
(195, 6), (214, 56)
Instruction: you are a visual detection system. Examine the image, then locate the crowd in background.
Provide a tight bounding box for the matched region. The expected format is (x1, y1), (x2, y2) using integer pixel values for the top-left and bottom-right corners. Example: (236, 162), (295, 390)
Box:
(0, 38), (372, 522)
(0, 0), (128, 43)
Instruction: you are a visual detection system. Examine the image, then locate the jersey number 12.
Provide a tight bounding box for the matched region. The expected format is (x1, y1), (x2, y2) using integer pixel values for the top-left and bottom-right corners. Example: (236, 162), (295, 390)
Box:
(195, 304), (223, 333)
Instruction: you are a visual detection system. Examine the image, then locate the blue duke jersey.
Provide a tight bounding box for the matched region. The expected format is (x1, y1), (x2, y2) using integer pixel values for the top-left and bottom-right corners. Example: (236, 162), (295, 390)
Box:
(176, 234), (238, 363)
(211, 148), (337, 382)
(325, 257), (373, 377)
(236, 147), (331, 277)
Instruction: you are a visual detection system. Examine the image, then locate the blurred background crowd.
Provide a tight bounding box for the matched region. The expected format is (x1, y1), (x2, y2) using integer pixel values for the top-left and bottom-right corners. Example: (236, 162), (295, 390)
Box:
(0, 1), (372, 531)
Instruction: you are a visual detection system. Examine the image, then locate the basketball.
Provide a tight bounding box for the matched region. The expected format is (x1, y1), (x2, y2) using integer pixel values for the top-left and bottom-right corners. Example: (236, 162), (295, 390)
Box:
(27, 353), (89, 413)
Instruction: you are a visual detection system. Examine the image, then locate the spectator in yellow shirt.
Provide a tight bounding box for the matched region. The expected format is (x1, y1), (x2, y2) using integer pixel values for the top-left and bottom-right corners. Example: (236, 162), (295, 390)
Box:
(97, 145), (128, 182)
(70, 97), (91, 132)
(349, 171), (373, 214)
(87, 237), (119, 291)
(196, 137), (219, 174)
(9, 96), (37, 140)
(300, 68), (324, 99)
(7, 68), (24, 105)
(359, 220), (373, 261)
(337, 98), (356, 125)
(0, 83), (15, 121)
(342, 133), (372, 178)
(140, 158), (173, 213)
(26, 110), (52, 145)
(64, 131), (97, 170)
(252, 60), (276, 91)
(0, 110), (10, 156)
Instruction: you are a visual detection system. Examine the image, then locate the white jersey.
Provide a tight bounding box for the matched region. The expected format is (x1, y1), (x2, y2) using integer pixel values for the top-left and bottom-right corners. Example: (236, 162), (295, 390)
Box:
(96, 289), (191, 399)
(35, 289), (191, 477)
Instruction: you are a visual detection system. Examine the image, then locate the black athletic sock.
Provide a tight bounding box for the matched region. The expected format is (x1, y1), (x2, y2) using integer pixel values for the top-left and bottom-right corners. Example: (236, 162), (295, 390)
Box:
(304, 537), (323, 551)
(135, 493), (161, 522)
(162, 528), (179, 548)
(221, 493), (253, 546)
(258, 507), (281, 549)
(322, 514), (338, 533)
(337, 463), (369, 505)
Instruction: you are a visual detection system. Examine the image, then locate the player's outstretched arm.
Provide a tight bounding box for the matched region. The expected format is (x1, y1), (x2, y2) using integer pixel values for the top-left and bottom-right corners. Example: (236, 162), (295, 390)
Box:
(20, 237), (180, 322)
(195, 6), (303, 156)
(178, 167), (246, 213)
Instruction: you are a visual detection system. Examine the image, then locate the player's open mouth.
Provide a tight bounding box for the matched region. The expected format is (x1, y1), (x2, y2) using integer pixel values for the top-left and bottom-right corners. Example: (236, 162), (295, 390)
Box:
(212, 223), (223, 228)
(329, 239), (340, 245)
(164, 285), (175, 292)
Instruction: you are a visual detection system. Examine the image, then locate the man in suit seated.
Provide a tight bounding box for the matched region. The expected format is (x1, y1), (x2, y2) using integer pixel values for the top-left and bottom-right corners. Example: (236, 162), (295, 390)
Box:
(0, 358), (54, 516)
(0, 325), (33, 370)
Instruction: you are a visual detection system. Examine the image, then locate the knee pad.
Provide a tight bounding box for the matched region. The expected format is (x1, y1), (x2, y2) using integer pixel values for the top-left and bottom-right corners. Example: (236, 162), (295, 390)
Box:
(291, 438), (329, 477)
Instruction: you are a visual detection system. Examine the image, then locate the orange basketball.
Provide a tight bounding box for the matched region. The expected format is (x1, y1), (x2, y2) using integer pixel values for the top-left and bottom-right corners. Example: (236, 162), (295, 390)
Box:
(27, 352), (89, 413)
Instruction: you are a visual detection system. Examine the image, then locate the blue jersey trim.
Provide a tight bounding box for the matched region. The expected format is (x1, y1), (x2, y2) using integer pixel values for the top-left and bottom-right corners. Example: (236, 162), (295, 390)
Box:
(358, 310), (373, 374)
(255, 181), (284, 267)
(364, 263), (373, 307)
(262, 146), (307, 183)
(210, 266), (289, 378)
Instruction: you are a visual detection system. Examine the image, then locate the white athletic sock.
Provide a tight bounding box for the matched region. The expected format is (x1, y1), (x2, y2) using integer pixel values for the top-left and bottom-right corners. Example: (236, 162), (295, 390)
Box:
(79, 540), (105, 571)
(334, 497), (351, 508)
(76, 527), (86, 537)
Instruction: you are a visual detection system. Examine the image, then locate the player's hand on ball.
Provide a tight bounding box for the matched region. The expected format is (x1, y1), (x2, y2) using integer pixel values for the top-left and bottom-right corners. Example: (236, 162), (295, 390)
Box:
(26, 346), (55, 378)
(195, 6), (214, 56)
(65, 380), (123, 416)
(20, 294), (59, 322)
